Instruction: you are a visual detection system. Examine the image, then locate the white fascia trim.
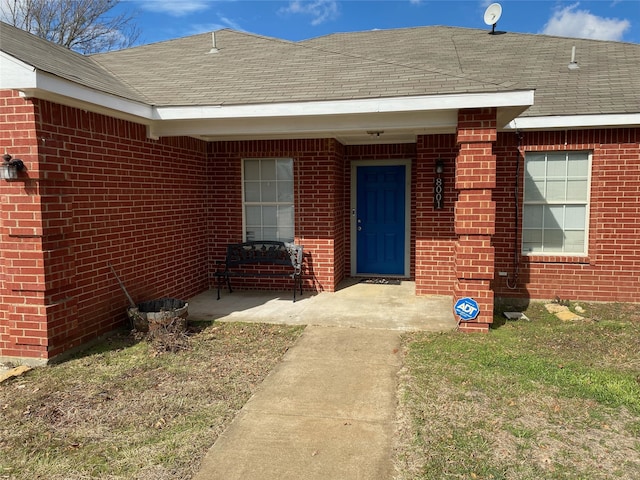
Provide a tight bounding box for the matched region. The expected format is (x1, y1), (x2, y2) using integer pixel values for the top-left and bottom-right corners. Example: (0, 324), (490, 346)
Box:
(0, 52), (37, 88)
(153, 90), (535, 121)
(17, 70), (152, 120)
(506, 113), (640, 130)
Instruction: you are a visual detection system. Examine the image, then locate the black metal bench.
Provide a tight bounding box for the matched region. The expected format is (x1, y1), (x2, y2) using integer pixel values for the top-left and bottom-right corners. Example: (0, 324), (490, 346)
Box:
(215, 241), (304, 302)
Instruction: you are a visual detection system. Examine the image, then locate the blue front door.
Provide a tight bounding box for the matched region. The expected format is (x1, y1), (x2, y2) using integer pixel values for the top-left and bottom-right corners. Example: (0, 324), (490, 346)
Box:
(356, 165), (406, 275)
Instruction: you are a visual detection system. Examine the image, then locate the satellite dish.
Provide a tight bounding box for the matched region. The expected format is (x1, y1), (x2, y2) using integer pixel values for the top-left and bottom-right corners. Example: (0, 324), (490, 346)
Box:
(483, 3), (502, 34)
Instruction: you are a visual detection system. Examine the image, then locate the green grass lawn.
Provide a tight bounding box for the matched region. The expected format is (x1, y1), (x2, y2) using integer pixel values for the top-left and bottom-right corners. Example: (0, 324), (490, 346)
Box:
(395, 301), (640, 480)
(0, 322), (303, 480)
(2, 301), (638, 480)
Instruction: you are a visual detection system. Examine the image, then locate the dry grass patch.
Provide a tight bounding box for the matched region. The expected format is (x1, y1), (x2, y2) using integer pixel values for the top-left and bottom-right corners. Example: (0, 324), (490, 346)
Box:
(395, 301), (640, 480)
(0, 322), (304, 479)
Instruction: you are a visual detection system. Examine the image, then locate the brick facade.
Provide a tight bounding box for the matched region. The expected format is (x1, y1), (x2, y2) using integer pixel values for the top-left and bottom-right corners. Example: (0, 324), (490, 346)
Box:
(2, 90), (639, 361)
(208, 139), (346, 293)
(1, 92), (209, 362)
(493, 128), (640, 302)
(414, 135), (457, 295)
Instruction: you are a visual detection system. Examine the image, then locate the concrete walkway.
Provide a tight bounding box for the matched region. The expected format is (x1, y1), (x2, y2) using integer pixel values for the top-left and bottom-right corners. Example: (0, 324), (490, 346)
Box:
(190, 281), (456, 479)
(193, 326), (402, 480)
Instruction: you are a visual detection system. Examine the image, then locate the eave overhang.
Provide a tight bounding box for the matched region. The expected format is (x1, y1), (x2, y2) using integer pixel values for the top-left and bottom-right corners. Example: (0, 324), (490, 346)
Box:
(0, 51), (555, 144)
(1, 52), (153, 123)
(147, 92), (534, 144)
(506, 113), (640, 131)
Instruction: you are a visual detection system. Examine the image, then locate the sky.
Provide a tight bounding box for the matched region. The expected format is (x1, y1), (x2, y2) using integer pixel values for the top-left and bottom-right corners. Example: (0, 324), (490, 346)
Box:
(116, 0), (640, 46)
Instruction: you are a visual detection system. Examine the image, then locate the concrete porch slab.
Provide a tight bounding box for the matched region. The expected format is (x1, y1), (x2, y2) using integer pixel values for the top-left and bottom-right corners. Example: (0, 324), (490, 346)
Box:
(187, 279), (456, 331)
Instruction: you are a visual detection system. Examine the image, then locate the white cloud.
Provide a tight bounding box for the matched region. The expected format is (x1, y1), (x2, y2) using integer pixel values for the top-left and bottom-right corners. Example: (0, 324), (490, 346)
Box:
(217, 15), (244, 31)
(187, 16), (245, 36)
(138, 0), (211, 17)
(281, 0), (339, 26)
(541, 3), (630, 41)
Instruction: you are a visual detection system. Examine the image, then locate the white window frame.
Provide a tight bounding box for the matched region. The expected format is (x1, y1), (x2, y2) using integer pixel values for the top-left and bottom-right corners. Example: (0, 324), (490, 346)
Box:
(242, 158), (295, 242)
(522, 151), (591, 255)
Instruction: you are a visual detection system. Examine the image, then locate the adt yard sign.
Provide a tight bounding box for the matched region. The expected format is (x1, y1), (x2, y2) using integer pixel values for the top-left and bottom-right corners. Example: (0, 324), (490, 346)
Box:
(455, 297), (480, 321)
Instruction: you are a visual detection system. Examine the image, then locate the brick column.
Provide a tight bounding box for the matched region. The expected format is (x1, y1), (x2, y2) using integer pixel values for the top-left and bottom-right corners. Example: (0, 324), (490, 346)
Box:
(0, 91), (50, 362)
(454, 108), (497, 332)
(297, 139), (345, 292)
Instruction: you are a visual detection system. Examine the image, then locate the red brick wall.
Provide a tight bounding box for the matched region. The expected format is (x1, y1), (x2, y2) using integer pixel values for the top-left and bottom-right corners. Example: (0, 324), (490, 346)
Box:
(415, 135), (458, 295)
(452, 109), (498, 332)
(493, 128), (640, 302)
(1, 92), (209, 361)
(0, 90), (41, 360)
(332, 142), (346, 288)
(342, 126), (640, 308)
(3, 87), (639, 360)
(208, 139), (345, 293)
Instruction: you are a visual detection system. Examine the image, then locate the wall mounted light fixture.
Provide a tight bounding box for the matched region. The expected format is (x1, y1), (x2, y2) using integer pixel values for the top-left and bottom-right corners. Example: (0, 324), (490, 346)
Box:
(434, 159), (445, 209)
(1, 153), (25, 180)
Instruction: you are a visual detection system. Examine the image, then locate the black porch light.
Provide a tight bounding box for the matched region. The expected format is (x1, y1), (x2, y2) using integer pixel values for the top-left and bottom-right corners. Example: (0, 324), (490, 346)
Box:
(435, 158), (445, 175)
(1, 153), (25, 180)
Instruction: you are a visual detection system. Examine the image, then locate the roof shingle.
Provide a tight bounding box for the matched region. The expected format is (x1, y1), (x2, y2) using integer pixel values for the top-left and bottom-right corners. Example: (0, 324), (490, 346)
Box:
(92, 29), (514, 107)
(3, 22), (639, 118)
(300, 26), (640, 117)
(0, 22), (149, 103)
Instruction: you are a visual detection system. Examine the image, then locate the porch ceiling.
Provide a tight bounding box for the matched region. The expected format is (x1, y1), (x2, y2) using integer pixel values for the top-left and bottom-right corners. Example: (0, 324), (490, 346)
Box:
(147, 92), (534, 144)
(147, 105), (531, 144)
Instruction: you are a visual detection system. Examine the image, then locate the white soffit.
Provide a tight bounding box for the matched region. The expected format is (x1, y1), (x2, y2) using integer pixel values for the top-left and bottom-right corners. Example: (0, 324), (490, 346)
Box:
(26, 71), (152, 120)
(148, 110), (459, 139)
(148, 91), (535, 141)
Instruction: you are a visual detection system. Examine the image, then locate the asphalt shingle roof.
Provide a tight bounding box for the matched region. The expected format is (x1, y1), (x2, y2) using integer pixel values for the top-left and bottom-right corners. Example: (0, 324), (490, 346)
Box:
(0, 22), (149, 104)
(91, 29), (514, 107)
(2, 22), (639, 118)
(300, 26), (640, 117)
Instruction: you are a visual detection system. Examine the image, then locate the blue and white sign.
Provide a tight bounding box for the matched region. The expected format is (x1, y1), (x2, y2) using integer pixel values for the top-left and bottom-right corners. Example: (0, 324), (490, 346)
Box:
(454, 297), (480, 321)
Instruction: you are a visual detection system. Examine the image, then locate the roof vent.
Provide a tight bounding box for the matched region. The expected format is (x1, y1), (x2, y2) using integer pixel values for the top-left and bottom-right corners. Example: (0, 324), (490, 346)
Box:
(568, 46), (579, 70)
(208, 32), (219, 54)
